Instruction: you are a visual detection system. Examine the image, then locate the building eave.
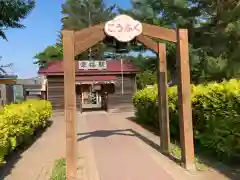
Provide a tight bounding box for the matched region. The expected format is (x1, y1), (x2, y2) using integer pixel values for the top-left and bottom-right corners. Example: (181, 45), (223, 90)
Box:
(40, 71), (139, 76)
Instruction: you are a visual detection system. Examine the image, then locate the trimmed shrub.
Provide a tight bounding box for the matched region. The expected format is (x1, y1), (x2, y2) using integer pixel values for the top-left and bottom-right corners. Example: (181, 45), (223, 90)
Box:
(133, 79), (240, 160)
(0, 100), (52, 165)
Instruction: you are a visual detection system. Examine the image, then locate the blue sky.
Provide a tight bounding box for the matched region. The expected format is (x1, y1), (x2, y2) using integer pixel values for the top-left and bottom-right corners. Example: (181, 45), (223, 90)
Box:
(0, 0), (132, 78)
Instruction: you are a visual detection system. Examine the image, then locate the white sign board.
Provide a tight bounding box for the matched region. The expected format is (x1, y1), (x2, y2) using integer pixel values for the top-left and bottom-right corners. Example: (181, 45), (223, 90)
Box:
(78, 60), (107, 70)
(104, 15), (143, 42)
(94, 85), (101, 90)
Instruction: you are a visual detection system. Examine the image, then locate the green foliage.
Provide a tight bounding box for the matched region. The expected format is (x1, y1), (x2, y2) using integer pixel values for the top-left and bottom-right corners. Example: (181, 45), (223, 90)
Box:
(34, 0), (117, 67)
(62, 0), (116, 30)
(34, 45), (63, 67)
(34, 0), (240, 82)
(128, 54), (158, 71)
(0, 0), (35, 40)
(133, 79), (240, 160)
(120, 0), (240, 83)
(0, 100), (52, 165)
(136, 70), (157, 89)
(50, 158), (66, 180)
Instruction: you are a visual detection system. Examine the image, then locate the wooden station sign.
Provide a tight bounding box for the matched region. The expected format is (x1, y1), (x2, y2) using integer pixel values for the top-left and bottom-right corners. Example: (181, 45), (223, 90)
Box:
(78, 60), (107, 70)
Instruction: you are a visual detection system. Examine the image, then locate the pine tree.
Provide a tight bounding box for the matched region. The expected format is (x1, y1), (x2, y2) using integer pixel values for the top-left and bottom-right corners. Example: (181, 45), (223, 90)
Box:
(62, 0), (116, 30)
(0, 0), (35, 40)
(120, 0), (240, 82)
(34, 0), (117, 67)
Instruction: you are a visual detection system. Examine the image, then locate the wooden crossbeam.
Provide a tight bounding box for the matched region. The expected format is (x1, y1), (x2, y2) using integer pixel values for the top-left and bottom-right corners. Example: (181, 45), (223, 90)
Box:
(62, 17), (195, 179)
(74, 30), (106, 56)
(142, 23), (177, 43)
(74, 24), (104, 44)
(136, 35), (158, 53)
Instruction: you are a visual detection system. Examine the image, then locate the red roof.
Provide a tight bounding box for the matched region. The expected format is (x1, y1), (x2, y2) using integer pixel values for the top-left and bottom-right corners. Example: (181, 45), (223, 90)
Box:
(38, 60), (140, 75)
(76, 76), (116, 81)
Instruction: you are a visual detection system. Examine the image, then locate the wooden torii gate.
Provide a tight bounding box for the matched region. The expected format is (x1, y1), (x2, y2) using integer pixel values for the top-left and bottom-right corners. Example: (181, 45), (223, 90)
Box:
(62, 15), (195, 180)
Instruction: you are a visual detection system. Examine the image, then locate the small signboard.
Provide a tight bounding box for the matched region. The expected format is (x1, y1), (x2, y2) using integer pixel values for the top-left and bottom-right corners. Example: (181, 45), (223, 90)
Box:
(78, 60), (107, 70)
(93, 85), (101, 91)
(29, 91), (41, 96)
(105, 15), (143, 42)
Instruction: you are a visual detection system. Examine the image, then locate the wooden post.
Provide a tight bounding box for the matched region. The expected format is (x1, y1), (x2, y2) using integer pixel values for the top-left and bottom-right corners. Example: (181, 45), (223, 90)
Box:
(105, 92), (108, 112)
(157, 43), (170, 154)
(80, 93), (83, 113)
(80, 85), (83, 113)
(176, 29), (195, 170)
(62, 30), (77, 180)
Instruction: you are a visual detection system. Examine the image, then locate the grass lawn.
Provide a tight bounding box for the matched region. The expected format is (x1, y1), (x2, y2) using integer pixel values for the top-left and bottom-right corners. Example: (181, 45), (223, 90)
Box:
(50, 158), (66, 180)
(170, 142), (207, 170)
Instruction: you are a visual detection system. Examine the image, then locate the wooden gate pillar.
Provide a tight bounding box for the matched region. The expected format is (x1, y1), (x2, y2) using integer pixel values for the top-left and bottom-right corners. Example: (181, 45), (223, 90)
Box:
(176, 29), (195, 170)
(62, 30), (77, 179)
(157, 43), (170, 154)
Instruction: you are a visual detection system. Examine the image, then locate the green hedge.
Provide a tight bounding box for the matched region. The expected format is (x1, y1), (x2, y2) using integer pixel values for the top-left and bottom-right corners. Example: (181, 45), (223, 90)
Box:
(133, 79), (240, 160)
(0, 100), (52, 165)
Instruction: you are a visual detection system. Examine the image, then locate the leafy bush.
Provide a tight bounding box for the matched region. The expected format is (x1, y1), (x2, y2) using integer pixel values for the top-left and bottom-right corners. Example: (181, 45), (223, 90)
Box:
(0, 100), (52, 165)
(136, 70), (157, 89)
(133, 79), (240, 160)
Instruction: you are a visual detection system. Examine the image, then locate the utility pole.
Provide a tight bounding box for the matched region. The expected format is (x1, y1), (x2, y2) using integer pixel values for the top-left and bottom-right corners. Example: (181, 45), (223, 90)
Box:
(88, 11), (92, 60)
(121, 57), (124, 95)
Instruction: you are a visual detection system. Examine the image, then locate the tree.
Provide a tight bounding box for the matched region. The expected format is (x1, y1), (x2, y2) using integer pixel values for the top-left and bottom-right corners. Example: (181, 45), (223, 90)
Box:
(62, 0), (117, 60)
(61, 0), (116, 30)
(34, 0), (117, 67)
(119, 0), (240, 83)
(0, 0), (35, 40)
(34, 45), (63, 67)
(0, 56), (13, 75)
(165, 0), (240, 81)
(136, 70), (157, 89)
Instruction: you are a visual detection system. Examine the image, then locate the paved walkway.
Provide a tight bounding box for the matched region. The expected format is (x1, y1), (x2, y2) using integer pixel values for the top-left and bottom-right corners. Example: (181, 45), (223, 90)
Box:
(80, 112), (175, 180)
(78, 111), (230, 180)
(0, 110), (234, 180)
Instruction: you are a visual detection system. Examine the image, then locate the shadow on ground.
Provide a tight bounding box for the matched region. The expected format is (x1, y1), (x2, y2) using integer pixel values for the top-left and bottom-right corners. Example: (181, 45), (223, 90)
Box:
(77, 115), (239, 180)
(82, 108), (105, 113)
(126, 116), (240, 180)
(77, 128), (181, 166)
(0, 121), (53, 180)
